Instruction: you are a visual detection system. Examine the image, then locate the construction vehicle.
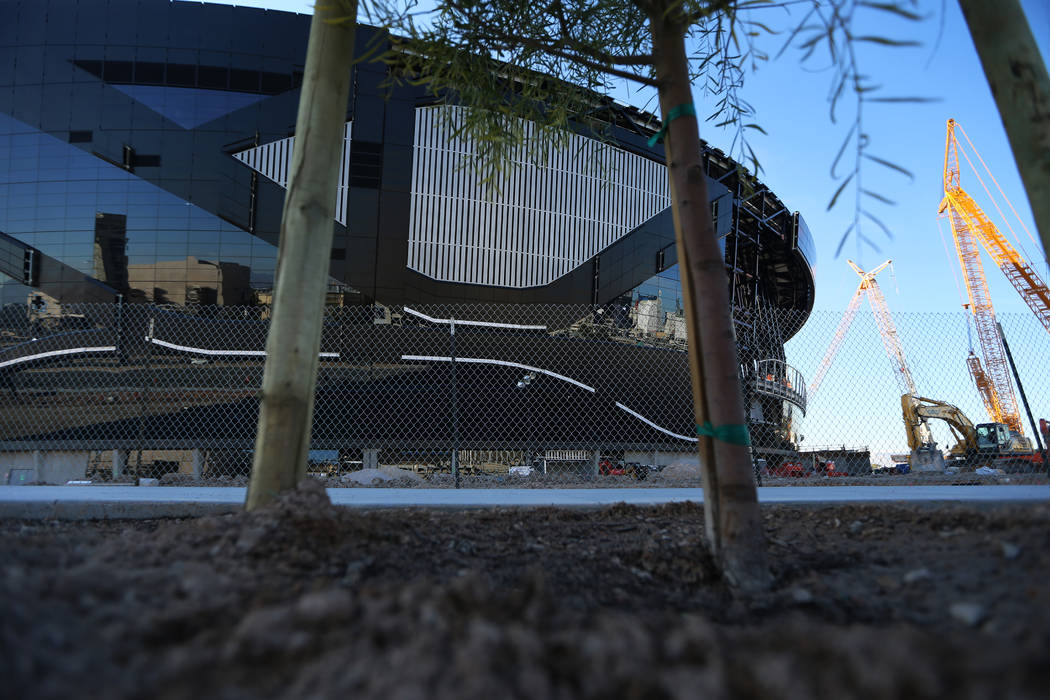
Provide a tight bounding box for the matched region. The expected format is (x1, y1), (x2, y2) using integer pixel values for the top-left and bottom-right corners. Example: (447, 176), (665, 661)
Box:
(939, 118), (1050, 434)
(901, 394), (1041, 472)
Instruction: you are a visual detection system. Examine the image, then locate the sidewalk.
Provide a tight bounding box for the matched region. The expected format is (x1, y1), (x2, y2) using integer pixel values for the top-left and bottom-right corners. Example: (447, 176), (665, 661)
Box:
(1, 484), (1049, 519)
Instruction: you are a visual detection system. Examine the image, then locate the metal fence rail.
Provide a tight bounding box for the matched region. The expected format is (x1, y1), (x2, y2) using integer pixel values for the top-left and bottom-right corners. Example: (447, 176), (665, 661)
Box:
(1, 301), (1047, 486)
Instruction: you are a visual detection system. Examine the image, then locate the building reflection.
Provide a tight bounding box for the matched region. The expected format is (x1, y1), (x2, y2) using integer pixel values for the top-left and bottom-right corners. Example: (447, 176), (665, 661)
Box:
(126, 256), (251, 306)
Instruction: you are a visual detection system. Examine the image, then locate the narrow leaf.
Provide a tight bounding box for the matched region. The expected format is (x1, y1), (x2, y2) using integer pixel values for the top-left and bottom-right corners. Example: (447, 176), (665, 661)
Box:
(835, 221), (857, 258)
(854, 36), (921, 47)
(862, 209), (896, 240)
(827, 172), (854, 211)
(830, 123), (857, 179)
(858, 2), (924, 21)
(863, 153), (914, 180)
(867, 96), (939, 103)
(862, 188), (895, 205)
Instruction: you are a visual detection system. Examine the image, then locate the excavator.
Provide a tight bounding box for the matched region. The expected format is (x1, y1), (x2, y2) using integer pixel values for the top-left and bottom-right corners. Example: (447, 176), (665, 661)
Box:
(901, 394), (1042, 472)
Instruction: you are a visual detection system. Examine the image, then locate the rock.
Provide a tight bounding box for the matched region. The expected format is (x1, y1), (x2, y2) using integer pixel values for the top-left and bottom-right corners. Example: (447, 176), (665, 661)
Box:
(630, 566), (654, 582)
(379, 466), (425, 483)
(659, 459), (702, 480)
(173, 561), (230, 599)
(1001, 542), (1021, 560)
(343, 557), (374, 586)
(876, 575), (900, 591)
(341, 468), (394, 486)
(295, 589), (353, 623)
(227, 606), (296, 658)
(235, 526), (268, 553)
(849, 520), (863, 534)
(138, 478), (159, 486)
(949, 602), (986, 627)
(903, 568), (931, 584)
(790, 587), (814, 604)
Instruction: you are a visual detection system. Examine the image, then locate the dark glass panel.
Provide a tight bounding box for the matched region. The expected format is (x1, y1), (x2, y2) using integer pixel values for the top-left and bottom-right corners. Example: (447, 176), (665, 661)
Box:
(260, 72), (291, 94)
(229, 68), (260, 93)
(103, 60), (133, 83)
(71, 59), (103, 79)
(134, 61), (165, 85)
(166, 63), (196, 88)
(198, 65), (228, 90)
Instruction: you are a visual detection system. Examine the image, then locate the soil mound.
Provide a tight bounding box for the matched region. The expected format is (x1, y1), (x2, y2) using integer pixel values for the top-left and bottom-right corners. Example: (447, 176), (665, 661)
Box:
(1, 502), (1047, 699)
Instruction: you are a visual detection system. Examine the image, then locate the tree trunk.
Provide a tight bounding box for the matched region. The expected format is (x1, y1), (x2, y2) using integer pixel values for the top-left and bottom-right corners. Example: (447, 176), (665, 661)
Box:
(246, 4), (357, 511)
(648, 7), (771, 592)
(958, 0), (1050, 257)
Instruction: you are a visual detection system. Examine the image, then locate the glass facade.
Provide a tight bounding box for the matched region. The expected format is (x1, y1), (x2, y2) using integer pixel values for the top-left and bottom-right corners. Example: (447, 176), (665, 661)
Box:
(1, 0), (814, 324)
(0, 0), (315, 306)
(0, 112), (275, 305)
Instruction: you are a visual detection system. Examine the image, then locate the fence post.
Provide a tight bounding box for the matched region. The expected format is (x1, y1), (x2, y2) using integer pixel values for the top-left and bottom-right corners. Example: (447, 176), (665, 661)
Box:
(450, 317), (459, 488)
(191, 449), (204, 480)
(996, 321), (1049, 474)
(134, 315), (155, 479)
(111, 449), (126, 480)
(114, 294), (126, 365)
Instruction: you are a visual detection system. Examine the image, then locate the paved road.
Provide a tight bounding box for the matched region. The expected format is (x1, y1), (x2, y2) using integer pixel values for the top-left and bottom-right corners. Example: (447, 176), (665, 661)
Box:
(2, 484), (1049, 519)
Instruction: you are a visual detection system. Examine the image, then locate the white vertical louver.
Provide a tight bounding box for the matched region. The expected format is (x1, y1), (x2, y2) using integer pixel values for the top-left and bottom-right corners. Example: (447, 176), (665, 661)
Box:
(233, 122), (353, 227)
(408, 106), (670, 288)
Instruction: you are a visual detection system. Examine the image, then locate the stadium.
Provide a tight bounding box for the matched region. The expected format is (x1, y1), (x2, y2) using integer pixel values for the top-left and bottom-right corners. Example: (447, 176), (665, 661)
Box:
(0, 0), (816, 479)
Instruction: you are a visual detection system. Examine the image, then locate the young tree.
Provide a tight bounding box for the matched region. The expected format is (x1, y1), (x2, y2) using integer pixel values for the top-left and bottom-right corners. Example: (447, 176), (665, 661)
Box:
(377, 0), (924, 590)
(246, 1), (358, 511)
(385, 0), (778, 590)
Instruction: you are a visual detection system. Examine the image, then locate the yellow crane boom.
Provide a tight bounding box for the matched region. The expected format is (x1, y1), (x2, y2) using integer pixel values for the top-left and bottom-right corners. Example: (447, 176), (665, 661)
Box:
(938, 118), (1047, 435)
(941, 120), (1050, 332)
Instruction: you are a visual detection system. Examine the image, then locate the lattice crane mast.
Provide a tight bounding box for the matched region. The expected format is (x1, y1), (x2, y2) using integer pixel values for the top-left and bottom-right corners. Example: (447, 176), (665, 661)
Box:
(810, 260), (918, 397)
(938, 118), (1049, 435)
(809, 260), (937, 460)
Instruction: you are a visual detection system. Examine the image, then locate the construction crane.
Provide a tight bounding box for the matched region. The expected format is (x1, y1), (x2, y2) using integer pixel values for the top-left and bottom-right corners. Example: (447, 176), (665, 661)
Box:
(938, 118), (1050, 435)
(808, 260), (940, 469)
(809, 260), (918, 398)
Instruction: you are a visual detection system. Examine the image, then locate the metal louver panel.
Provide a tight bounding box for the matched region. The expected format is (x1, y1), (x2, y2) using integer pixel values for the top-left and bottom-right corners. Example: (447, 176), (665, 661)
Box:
(408, 106), (671, 288)
(232, 121), (353, 227)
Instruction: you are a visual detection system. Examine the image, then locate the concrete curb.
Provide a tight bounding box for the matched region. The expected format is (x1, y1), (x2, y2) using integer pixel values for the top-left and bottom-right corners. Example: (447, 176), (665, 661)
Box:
(0, 485), (1048, 520)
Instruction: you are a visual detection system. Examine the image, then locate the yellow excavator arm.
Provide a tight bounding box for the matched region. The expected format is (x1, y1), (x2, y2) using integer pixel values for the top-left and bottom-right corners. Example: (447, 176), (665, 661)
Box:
(901, 394), (976, 458)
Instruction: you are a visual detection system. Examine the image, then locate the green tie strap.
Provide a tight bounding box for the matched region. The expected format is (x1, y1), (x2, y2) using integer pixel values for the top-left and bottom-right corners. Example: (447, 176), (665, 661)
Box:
(695, 421), (751, 446)
(647, 103), (697, 147)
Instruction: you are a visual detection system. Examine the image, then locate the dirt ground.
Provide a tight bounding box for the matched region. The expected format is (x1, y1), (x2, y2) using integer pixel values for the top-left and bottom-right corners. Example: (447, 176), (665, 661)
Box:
(2, 482), (1048, 699)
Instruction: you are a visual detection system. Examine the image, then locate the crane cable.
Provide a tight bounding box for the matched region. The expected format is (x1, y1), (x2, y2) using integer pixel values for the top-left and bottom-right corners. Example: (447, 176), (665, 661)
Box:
(936, 215), (967, 310)
(957, 123), (1048, 272)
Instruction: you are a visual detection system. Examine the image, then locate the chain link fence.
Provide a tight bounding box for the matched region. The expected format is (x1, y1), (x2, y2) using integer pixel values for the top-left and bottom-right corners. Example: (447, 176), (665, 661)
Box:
(1, 300), (1047, 487)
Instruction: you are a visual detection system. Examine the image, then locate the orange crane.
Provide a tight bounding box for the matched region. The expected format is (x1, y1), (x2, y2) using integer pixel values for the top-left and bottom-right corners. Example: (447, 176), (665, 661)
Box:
(938, 118), (1050, 435)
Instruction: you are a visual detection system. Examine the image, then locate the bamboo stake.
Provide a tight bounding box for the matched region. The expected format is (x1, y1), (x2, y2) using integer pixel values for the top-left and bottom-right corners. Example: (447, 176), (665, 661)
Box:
(246, 3), (357, 511)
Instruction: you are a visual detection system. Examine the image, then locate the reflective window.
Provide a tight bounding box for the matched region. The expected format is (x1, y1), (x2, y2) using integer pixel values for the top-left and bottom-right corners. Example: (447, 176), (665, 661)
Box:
(0, 112), (278, 306)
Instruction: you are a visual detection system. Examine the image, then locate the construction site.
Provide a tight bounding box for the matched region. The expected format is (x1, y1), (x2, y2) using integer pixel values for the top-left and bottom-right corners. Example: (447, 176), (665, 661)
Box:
(767, 118), (1048, 484)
